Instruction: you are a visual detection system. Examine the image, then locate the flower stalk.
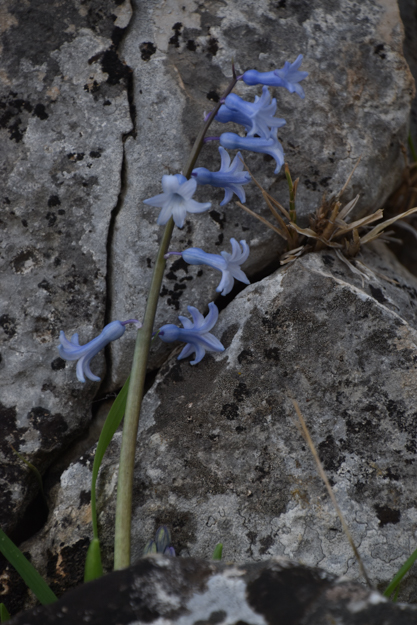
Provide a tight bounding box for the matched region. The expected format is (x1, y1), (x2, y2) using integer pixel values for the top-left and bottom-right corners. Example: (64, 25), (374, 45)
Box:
(113, 72), (239, 570)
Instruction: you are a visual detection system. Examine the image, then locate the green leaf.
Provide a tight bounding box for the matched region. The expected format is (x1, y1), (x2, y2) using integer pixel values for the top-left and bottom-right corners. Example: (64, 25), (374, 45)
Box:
(212, 543), (223, 560)
(84, 538), (103, 582)
(0, 603), (11, 622)
(384, 546), (417, 599)
(0, 528), (57, 605)
(91, 377), (130, 539)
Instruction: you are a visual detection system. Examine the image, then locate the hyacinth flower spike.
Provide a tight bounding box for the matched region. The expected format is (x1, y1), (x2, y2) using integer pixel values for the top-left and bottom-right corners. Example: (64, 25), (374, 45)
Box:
(192, 147), (251, 205)
(174, 238), (250, 296)
(58, 320), (141, 383)
(143, 174), (211, 228)
(215, 87), (286, 138)
(220, 127), (284, 174)
(242, 54), (308, 99)
(158, 302), (224, 365)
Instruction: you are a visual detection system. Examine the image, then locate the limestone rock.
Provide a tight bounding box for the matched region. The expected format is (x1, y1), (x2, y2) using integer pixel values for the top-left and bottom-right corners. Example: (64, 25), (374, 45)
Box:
(109, 0), (415, 383)
(0, 0), (133, 535)
(7, 556), (417, 625)
(13, 242), (417, 610)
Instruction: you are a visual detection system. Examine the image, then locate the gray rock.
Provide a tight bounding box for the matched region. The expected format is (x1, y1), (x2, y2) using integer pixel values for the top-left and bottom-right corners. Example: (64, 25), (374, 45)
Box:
(7, 556), (417, 625)
(0, 0), (133, 535)
(12, 242), (417, 610)
(108, 0), (415, 384)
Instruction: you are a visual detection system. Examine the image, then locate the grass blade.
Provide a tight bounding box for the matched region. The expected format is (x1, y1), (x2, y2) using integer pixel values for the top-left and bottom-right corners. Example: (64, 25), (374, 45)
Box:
(212, 543), (223, 560)
(91, 376), (130, 540)
(0, 528), (57, 605)
(384, 546), (417, 599)
(0, 603), (10, 622)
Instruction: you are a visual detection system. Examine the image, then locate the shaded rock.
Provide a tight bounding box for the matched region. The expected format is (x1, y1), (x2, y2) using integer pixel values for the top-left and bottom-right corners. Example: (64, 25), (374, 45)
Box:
(16, 242), (417, 608)
(0, 0), (133, 537)
(7, 556), (417, 625)
(109, 0), (415, 383)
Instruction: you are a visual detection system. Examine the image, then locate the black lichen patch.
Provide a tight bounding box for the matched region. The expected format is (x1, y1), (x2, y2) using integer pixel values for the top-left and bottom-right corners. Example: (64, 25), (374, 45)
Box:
(0, 314), (17, 337)
(79, 490), (91, 507)
(264, 347), (280, 361)
(45, 211), (57, 226)
(317, 435), (345, 472)
(67, 152), (85, 161)
(207, 37), (218, 55)
(206, 90), (220, 102)
(169, 22), (182, 48)
(233, 382), (251, 402)
(51, 357), (66, 371)
(221, 403), (239, 420)
(165, 257), (189, 281)
(33, 103), (48, 120)
(374, 505), (400, 526)
(209, 210), (226, 229)
(259, 534), (274, 555)
(101, 48), (131, 85)
(140, 41), (156, 61)
(238, 349), (255, 364)
(186, 39), (197, 51)
(368, 284), (386, 304)
(374, 43), (386, 59)
(47, 194), (61, 207)
(89, 149), (102, 158)
(27, 406), (68, 451)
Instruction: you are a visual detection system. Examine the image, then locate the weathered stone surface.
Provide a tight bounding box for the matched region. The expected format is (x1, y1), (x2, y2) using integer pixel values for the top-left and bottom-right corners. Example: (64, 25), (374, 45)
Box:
(7, 556), (417, 625)
(0, 0), (133, 535)
(109, 0), (415, 384)
(13, 242), (417, 610)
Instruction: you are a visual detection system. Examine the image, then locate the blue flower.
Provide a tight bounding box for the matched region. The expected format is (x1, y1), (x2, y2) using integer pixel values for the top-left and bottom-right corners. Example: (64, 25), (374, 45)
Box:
(143, 174), (212, 228)
(143, 526), (176, 557)
(158, 302), (224, 365)
(181, 238), (250, 295)
(215, 87), (286, 138)
(58, 320), (139, 383)
(219, 127), (284, 174)
(191, 147), (251, 205)
(242, 55), (308, 99)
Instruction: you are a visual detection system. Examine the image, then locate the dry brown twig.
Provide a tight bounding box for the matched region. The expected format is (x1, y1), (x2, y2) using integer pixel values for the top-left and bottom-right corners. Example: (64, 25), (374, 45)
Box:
(291, 398), (373, 590)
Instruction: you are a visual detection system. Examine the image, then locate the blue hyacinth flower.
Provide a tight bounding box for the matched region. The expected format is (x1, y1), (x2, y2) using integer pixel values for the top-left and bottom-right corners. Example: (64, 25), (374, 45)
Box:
(215, 87), (286, 138)
(242, 55), (308, 99)
(158, 302), (224, 365)
(191, 147), (251, 205)
(181, 238), (250, 296)
(220, 127), (284, 174)
(58, 320), (139, 383)
(143, 174), (211, 228)
(143, 526), (176, 557)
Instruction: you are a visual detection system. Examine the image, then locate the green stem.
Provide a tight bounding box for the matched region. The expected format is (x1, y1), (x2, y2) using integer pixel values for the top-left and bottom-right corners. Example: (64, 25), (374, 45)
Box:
(113, 71), (239, 570)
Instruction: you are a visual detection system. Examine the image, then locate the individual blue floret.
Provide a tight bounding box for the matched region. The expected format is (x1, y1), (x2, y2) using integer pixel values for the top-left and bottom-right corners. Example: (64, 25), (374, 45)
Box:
(180, 238), (250, 296)
(58, 320), (140, 383)
(242, 54), (308, 99)
(215, 87), (286, 138)
(143, 174), (211, 228)
(219, 127), (284, 174)
(158, 302), (224, 365)
(191, 147), (251, 205)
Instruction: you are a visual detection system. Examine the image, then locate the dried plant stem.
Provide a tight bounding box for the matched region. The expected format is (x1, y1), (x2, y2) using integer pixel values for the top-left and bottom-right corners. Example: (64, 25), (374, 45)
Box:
(291, 398), (373, 589)
(236, 201), (287, 239)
